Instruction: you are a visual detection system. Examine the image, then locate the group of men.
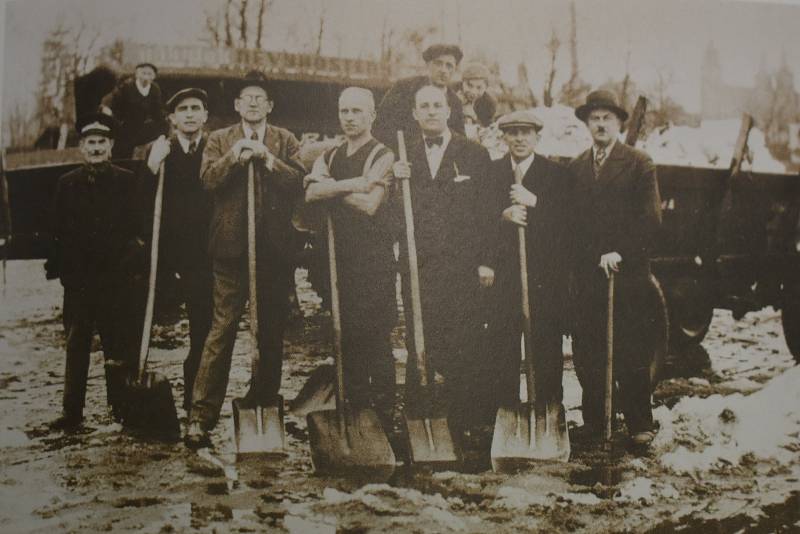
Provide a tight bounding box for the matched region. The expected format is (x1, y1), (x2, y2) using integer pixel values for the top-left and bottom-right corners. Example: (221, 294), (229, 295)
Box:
(45, 42), (662, 455)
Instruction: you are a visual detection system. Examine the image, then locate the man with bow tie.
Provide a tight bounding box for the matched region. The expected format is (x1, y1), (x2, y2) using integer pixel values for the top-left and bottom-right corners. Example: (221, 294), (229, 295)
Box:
(568, 90), (662, 448)
(392, 84), (497, 437)
(44, 113), (145, 431)
(138, 88), (213, 415)
(490, 110), (575, 418)
(185, 71), (305, 449)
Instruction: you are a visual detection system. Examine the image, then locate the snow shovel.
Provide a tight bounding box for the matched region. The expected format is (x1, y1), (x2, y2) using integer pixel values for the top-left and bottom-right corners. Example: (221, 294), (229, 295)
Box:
(232, 161), (286, 458)
(397, 131), (460, 470)
(604, 272), (615, 450)
(307, 214), (396, 478)
(123, 163), (180, 441)
(490, 173), (569, 472)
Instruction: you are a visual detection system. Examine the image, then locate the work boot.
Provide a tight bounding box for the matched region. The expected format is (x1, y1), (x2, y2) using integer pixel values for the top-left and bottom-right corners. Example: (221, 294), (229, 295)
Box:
(184, 422), (211, 450)
(48, 413), (83, 432)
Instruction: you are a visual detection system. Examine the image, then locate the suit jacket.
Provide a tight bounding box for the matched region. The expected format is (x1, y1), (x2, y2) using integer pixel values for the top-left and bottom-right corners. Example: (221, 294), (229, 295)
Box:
(201, 122), (305, 262)
(373, 75), (465, 150)
(398, 132), (496, 291)
(102, 80), (166, 154)
(568, 141), (661, 278)
(492, 153), (575, 315)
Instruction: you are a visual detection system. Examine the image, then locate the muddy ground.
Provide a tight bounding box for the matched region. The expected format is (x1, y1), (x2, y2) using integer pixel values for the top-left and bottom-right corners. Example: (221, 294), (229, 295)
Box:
(0, 260), (798, 533)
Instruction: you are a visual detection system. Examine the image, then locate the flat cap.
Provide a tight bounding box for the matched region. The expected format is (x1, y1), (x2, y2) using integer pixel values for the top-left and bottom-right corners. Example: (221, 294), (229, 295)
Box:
(422, 43), (463, 64)
(135, 62), (158, 74)
(166, 87), (209, 112)
(232, 69), (271, 95)
(497, 110), (543, 132)
(462, 62), (490, 80)
(76, 112), (118, 138)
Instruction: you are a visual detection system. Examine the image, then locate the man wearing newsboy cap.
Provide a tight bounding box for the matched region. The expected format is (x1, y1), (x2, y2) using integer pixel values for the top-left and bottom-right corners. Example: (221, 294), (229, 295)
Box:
(487, 110), (575, 421)
(568, 90), (662, 449)
(374, 43), (466, 149)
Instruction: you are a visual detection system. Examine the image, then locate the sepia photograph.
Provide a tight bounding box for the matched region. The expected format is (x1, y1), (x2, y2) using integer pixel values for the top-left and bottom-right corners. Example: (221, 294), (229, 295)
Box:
(0, 0), (799, 531)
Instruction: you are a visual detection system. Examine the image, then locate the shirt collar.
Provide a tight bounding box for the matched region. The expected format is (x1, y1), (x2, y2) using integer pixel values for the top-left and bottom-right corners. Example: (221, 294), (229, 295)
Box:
(176, 132), (201, 154)
(511, 153), (535, 177)
(135, 80), (151, 97)
(423, 128), (451, 151)
(242, 121), (267, 142)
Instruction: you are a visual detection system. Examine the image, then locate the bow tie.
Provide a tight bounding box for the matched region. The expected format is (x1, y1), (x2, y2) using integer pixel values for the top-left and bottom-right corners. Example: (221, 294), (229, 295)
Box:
(424, 136), (444, 148)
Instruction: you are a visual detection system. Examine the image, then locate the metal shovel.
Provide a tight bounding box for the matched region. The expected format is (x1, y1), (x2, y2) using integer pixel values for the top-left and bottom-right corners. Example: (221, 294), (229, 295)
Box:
(306, 214), (396, 478)
(490, 171), (569, 472)
(123, 163), (180, 441)
(397, 131), (460, 470)
(232, 162), (286, 458)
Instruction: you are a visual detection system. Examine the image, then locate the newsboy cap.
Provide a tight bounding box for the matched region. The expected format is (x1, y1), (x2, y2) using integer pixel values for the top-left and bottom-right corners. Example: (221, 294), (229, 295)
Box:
(461, 62), (490, 81)
(232, 70), (271, 96)
(166, 88), (209, 112)
(575, 89), (629, 123)
(76, 112), (118, 139)
(497, 110), (543, 132)
(135, 62), (158, 74)
(422, 43), (463, 64)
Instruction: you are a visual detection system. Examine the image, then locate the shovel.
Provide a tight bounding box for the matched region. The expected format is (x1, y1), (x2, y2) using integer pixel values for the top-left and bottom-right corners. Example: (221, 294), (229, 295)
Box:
(306, 214), (396, 478)
(490, 172), (569, 472)
(123, 163), (180, 441)
(232, 161), (286, 458)
(397, 131), (460, 470)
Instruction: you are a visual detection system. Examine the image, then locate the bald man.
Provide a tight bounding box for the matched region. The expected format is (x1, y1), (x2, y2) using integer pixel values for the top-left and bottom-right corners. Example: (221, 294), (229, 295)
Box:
(304, 87), (397, 425)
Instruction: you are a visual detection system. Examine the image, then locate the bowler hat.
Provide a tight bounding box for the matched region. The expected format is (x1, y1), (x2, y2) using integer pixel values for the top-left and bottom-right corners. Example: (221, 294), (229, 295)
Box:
(462, 62), (490, 81)
(232, 70), (271, 96)
(166, 88), (209, 112)
(422, 43), (463, 64)
(135, 62), (158, 75)
(76, 112), (118, 139)
(497, 110), (543, 132)
(575, 90), (628, 123)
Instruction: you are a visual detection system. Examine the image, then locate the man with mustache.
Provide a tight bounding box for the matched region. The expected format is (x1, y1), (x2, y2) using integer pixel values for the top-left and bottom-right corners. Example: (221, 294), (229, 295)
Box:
(45, 113), (144, 431)
(569, 90), (662, 448)
(304, 87), (397, 426)
(138, 88), (213, 415)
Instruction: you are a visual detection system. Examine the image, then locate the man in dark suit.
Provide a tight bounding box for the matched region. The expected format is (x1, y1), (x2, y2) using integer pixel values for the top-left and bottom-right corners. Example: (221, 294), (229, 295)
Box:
(101, 62), (166, 159)
(374, 44), (466, 149)
(44, 113), (144, 430)
(392, 84), (497, 435)
(568, 90), (662, 448)
(490, 111), (574, 415)
(138, 88), (213, 415)
(185, 71), (305, 448)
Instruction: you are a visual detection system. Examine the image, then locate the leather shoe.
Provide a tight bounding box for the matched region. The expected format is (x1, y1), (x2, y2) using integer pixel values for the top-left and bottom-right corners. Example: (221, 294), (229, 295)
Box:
(184, 422), (211, 450)
(48, 414), (83, 432)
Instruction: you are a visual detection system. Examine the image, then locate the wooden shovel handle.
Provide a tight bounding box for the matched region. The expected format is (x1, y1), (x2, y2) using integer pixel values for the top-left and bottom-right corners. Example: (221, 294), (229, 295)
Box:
(247, 162), (259, 375)
(604, 272), (615, 444)
(515, 174), (535, 407)
(398, 131), (429, 387)
(138, 163), (164, 377)
(326, 213), (346, 414)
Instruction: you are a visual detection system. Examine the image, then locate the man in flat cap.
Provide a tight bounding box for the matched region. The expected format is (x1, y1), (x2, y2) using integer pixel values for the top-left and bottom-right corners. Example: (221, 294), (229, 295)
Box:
(185, 71), (305, 448)
(569, 90), (662, 448)
(374, 43), (466, 150)
(457, 62), (497, 139)
(101, 62), (166, 159)
(392, 84), (497, 438)
(138, 88), (213, 415)
(44, 113), (145, 430)
(489, 110), (574, 418)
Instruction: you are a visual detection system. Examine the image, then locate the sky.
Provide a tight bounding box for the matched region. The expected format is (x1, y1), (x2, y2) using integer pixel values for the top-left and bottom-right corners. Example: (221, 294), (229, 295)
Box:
(2, 0), (800, 143)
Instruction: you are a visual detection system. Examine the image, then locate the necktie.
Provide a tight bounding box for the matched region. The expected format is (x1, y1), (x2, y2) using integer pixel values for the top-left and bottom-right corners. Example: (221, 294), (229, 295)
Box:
(425, 136), (443, 148)
(250, 131), (259, 142)
(513, 163), (525, 185)
(594, 146), (607, 178)
(188, 140), (198, 155)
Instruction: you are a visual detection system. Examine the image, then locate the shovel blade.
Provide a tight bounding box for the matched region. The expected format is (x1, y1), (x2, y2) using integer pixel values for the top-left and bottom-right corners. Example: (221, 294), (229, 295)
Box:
(307, 407), (396, 479)
(123, 371), (180, 442)
(289, 364), (335, 417)
(490, 401), (570, 472)
(403, 411), (460, 470)
(232, 396), (286, 459)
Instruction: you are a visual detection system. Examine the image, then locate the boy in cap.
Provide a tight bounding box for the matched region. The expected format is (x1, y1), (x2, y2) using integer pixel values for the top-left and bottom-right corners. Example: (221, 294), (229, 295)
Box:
(457, 62), (497, 135)
(489, 110), (574, 419)
(569, 90), (662, 448)
(101, 62), (166, 159)
(138, 88), (213, 415)
(45, 113), (145, 431)
(185, 71), (305, 448)
(374, 43), (466, 149)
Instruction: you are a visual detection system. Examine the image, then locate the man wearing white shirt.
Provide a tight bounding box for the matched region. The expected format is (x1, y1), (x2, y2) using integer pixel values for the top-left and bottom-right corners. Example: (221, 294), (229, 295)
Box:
(392, 85), (497, 437)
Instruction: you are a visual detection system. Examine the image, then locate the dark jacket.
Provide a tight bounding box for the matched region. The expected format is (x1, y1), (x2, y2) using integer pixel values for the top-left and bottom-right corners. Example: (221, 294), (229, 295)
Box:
(201, 122), (305, 262)
(568, 141), (661, 278)
(101, 80), (166, 155)
(374, 75), (465, 150)
(492, 153), (575, 320)
(46, 163), (143, 288)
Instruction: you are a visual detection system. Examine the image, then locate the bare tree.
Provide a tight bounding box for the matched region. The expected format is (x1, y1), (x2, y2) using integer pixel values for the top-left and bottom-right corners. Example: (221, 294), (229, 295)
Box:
(238, 0), (249, 47)
(224, 0), (234, 47)
(543, 28), (560, 107)
(559, 0), (590, 107)
(315, 1), (327, 56)
(255, 0), (273, 49)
